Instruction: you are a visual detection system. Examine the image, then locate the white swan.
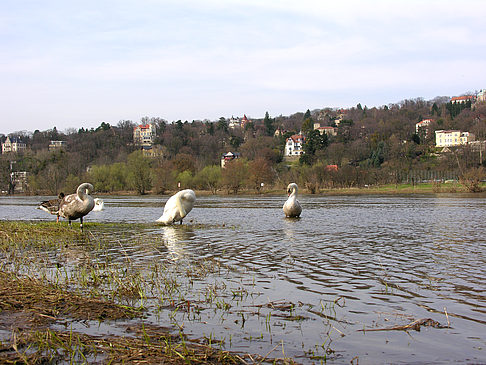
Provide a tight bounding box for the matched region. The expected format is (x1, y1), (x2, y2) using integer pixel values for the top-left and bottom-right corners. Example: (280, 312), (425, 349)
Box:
(58, 183), (95, 231)
(283, 183), (302, 218)
(92, 198), (104, 211)
(156, 189), (196, 225)
(38, 192), (65, 222)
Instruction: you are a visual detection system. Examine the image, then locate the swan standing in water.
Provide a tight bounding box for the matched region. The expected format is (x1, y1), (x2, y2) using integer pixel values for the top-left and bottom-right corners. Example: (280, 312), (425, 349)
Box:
(92, 198), (104, 211)
(156, 189), (196, 225)
(58, 183), (95, 231)
(38, 192), (65, 222)
(283, 183), (302, 218)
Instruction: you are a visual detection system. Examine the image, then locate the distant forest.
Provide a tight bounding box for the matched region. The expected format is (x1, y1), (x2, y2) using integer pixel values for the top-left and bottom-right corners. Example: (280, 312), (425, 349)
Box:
(1, 96), (486, 195)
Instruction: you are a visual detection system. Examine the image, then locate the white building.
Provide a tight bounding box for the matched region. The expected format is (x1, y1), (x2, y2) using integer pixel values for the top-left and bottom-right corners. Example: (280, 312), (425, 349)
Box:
(415, 119), (433, 134)
(49, 140), (67, 151)
(228, 116), (241, 129)
(450, 95), (475, 104)
(221, 151), (240, 168)
(2, 136), (26, 154)
(285, 134), (305, 157)
(10, 171), (28, 193)
(477, 89), (486, 102)
(460, 132), (475, 145)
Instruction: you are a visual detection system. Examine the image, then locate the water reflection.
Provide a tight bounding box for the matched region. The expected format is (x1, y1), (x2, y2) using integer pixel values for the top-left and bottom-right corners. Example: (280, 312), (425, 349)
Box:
(282, 216), (300, 241)
(160, 226), (195, 261)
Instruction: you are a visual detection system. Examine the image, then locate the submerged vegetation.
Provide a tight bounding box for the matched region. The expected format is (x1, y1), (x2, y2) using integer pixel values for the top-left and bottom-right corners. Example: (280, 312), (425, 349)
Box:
(0, 221), (300, 363)
(0, 204), (463, 363)
(0, 268), (243, 364)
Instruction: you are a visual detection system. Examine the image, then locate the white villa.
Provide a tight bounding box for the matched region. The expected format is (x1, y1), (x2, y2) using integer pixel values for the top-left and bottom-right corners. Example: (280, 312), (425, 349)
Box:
(228, 116), (241, 129)
(450, 95), (476, 104)
(285, 134), (305, 157)
(2, 136), (26, 154)
(415, 119), (433, 134)
(48, 140), (67, 151)
(221, 151), (240, 168)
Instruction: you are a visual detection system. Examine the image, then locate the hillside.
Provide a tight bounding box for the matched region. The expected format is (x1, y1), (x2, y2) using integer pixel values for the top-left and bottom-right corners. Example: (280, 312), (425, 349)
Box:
(1, 96), (486, 195)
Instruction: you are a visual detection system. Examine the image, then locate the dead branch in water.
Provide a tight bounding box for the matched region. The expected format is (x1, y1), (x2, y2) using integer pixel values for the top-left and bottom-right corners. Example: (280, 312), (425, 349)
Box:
(358, 318), (445, 332)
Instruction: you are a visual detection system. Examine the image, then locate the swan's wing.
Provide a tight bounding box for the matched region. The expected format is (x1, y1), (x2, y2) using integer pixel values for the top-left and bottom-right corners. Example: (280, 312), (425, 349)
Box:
(38, 198), (61, 214)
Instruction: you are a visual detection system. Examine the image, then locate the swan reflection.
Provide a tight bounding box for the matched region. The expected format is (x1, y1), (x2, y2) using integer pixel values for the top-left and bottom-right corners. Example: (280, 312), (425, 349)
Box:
(283, 216), (300, 241)
(162, 226), (195, 261)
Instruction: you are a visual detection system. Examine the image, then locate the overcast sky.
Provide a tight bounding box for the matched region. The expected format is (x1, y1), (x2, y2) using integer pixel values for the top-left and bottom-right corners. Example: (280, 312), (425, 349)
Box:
(1, 0), (486, 135)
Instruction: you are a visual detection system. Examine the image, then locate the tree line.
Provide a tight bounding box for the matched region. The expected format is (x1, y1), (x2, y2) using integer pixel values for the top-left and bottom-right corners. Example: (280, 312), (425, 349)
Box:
(1, 97), (486, 195)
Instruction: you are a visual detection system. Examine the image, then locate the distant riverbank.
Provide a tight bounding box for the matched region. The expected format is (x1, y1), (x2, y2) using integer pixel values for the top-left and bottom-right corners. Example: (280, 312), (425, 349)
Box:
(4, 182), (486, 197)
(88, 182), (486, 197)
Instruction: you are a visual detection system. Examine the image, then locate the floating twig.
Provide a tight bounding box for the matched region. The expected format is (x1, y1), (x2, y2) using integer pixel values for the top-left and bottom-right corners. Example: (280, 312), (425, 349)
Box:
(358, 318), (445, 332)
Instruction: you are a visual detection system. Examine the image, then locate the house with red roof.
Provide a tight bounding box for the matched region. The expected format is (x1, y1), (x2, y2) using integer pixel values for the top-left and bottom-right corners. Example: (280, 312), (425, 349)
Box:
(415, 118), (433, 135)
(284, 134), (305, 157)
(313, 122), (337, 136)
(221, 151), (240, 168)
(133, 123), (156, 146)
(451, 95), (475, 104)
(240, 115), (250, 129)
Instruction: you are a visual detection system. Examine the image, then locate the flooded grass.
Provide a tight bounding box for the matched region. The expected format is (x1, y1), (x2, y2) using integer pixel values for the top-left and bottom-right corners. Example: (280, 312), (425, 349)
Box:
(0, 221), (298, 364)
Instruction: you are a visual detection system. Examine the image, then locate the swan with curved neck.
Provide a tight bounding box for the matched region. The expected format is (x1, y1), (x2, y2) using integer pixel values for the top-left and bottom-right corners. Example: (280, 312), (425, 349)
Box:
(157, 189), (196, 225)
(283, 183), (302, 218)
(58, 183), (95, 231)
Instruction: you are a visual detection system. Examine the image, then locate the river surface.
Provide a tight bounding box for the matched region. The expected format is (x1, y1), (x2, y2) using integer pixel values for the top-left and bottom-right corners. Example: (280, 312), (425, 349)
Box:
(1, 193), (485, 364)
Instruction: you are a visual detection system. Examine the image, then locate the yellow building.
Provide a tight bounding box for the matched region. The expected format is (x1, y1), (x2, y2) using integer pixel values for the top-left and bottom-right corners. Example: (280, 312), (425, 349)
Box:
(133, 123), (156, 146)
(435, 130), (475, 147)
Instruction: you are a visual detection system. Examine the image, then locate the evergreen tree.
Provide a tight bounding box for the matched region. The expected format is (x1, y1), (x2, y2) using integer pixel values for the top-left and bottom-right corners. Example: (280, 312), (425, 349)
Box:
(217, 117), (228, 132)
(431, 102), (440, 116)
(303, 109), (312, 120)
(300, 129), (328, 165)
(263, 112), (275, 136)
(302, 110), (314, 137)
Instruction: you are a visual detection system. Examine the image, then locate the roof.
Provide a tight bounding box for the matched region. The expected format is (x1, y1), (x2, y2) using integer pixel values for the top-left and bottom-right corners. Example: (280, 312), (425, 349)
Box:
(451, 95), (475, 102)
(5, 136), (24, 143)
(222, 151), (240, 158)
(287, 134), (304, 143)
(134, 124), (152, 130)
(435, 130), (461, 134)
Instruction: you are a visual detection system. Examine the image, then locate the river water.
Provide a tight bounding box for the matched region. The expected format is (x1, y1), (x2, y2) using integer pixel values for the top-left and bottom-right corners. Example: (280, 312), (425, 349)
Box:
(1, 193), (485, 364)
